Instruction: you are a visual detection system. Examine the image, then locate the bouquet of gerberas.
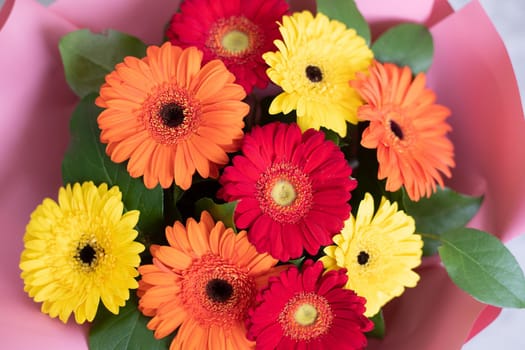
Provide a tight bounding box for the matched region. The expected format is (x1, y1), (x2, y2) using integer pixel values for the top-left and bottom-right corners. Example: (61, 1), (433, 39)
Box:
(4, 0), (525, 348)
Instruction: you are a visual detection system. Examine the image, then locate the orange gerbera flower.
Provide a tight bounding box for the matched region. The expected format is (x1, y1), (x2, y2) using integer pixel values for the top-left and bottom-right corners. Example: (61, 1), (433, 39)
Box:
(351, 61), (455, 201)
(137, 211), (285, 350)
(96, 43), (249, 190)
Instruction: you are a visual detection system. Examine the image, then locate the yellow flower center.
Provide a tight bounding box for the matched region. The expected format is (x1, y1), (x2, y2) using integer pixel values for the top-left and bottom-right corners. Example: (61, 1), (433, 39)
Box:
(256, 162), (313, 224)
(271, 180), (297, 206)
(293, 303), (318, 326)
(207, 16), (263, 62)
(279, 292), (333, 341)
(221, 30), (249, 54)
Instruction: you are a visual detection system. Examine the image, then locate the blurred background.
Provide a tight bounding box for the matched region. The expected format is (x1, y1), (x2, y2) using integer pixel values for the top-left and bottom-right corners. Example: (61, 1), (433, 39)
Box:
(1, 0), (524, 349)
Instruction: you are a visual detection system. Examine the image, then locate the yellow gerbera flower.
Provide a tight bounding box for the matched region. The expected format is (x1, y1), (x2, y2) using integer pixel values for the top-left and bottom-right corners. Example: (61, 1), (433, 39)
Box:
(262, 11), (373, 137)
(20, 182), (145, 323)
(320, 193), (423, 317)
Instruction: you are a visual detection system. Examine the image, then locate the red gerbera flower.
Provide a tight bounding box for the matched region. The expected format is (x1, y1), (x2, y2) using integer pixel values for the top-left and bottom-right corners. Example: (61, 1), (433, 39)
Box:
(166, 0), (289, 94)
(247, 260), (373, 349)
(218, 122), (356, 261)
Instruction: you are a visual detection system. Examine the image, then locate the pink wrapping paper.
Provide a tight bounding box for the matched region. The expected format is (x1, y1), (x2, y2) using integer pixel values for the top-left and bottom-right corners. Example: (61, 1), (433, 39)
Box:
(0, 0), (522, 349)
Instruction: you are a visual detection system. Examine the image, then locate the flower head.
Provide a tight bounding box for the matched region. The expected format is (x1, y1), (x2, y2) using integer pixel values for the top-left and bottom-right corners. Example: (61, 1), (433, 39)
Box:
(96, 43), (249, 190)
(247, 260), (373, 349)
(320, 193), (423, 317)
(262, 11), (373, 137)
(19, 182), (144, 323)
(166, 0), (289, 94)
(218, 122), (356, 261)
(351, 61), (455, 201)
(137, 211), (285, 349)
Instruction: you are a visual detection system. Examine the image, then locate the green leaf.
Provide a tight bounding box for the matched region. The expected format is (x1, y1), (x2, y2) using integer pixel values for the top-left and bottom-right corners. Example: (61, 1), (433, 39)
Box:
(89, 295), (170, 350)
(62, 94), (164, 237)
(317, 0), (371, 45)
(439, 228), (525, 308)
(320, 127), (341, 146)
(195, 198), (238, 231)
(59, 29), (147, 97)
(366, 310), (385, 339)
(288, 257), (306, 268)
(371, 23), (433, 74)
(402, 187), (482, 255)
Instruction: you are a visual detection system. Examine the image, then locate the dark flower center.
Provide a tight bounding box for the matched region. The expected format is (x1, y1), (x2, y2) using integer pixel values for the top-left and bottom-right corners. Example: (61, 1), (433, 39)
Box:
(390, 120), (404, 140)
(160, 102), (185, 127)
(357, 251), (370, 265)
(206, 278), (234, 303)
(78, 244), (97, 265)
(305, 65), (323, 83)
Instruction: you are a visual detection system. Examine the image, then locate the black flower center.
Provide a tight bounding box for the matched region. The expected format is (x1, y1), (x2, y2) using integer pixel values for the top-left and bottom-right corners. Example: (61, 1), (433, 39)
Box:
(390, 120), (404, 140)
(305, 65), (323, 83)
(78, 244), (97, 265)
(160, 103), (185, 127)
(206, 278), (233, 303)
(357, 251), (370, 265)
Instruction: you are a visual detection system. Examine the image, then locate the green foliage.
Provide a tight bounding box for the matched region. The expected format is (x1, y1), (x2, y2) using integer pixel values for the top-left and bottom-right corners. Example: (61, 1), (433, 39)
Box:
(317, 0), (371, 44)
(288, 257), (306, 268)
(320, 127), (342, 146)
(59, 29), (147, 97)
(439, 228), (525, 308)
(371, 23), (434, 74)
(195, 198), (238, 231)
(366, 311), (385, 339)
(402, 188), (482, 255)
(89, 295), (170, 350)
(62, 94), (164, 238)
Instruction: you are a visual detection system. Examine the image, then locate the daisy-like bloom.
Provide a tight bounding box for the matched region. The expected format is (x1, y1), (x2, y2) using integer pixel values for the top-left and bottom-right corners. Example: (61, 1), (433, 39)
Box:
(166, 0), (289, 94)
(137, 211), (285, 350)
(320, 193), (423, 317)
(19, 182), (144, 323)
(218, 122), (356, 261)
(262, 11), (374, 137)
(351, 61), (455, 201)
(96, 43), (249, 190)
(246, 260), (373, 349)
